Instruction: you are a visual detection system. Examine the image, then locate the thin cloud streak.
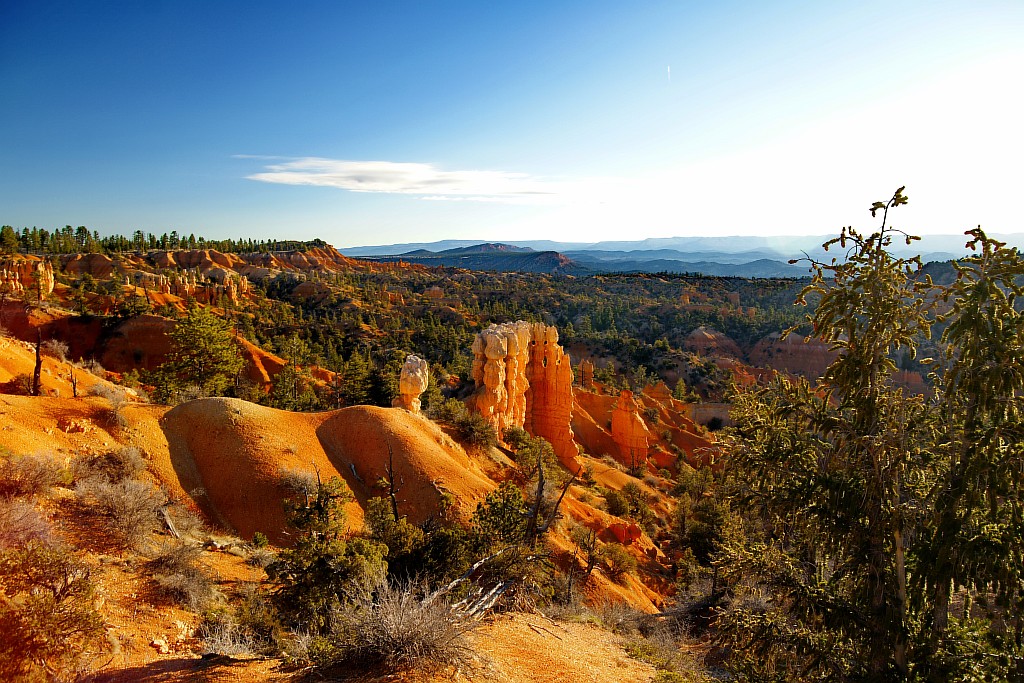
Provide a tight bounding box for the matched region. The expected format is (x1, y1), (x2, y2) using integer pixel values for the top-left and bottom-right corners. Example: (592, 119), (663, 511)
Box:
(246, 157), (561, 202)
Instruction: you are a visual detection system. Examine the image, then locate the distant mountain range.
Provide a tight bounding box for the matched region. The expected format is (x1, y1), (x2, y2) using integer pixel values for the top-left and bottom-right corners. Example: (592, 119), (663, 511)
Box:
(347, 234), (1024, 278)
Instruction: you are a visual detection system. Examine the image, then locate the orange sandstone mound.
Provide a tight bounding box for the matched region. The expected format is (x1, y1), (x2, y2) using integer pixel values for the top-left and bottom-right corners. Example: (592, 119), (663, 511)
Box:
(160, 398), (494, 544)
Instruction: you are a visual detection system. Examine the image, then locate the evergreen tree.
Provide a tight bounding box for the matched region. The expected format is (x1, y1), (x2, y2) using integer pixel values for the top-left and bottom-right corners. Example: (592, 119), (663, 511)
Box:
(267, 477), (386, 634)
(155, 305), (243, 400)
(720, 189), (1024, 681)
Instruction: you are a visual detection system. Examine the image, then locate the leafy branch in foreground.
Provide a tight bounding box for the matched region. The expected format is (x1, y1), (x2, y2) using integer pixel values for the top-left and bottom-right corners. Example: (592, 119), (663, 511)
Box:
(721, 189), (1024, 682)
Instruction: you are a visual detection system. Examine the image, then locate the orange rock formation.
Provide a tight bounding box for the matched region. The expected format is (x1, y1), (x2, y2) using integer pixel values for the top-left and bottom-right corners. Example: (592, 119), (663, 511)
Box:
(610, 390), (651, 467)
(580, 359), (595, 389)
(393, 354), (429, 413)
(468, 321), (579, 467)
(683, 326), (742, 358)
(749, 331), (838, 378)
(0, 256), (55, 297)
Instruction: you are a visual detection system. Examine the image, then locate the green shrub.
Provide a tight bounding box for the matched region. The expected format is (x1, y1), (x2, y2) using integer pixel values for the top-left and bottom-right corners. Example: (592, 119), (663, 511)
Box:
(601, 543), (637, 583)
(267, 477), (387, 634)
(427, 397), (467, 423)
(0, 542), (105, 680)
(604, 489), (629, 517)
(501, 425), (531, 450)
(454, 411), (496, 449)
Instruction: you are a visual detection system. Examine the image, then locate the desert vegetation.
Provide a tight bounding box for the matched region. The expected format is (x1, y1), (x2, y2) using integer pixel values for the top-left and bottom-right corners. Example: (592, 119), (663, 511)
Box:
(1, 189), (1023, 681)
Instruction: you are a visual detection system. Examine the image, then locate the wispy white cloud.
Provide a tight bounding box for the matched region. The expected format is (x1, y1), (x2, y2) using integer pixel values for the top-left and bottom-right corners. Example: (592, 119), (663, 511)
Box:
(245, 157), (560, 203)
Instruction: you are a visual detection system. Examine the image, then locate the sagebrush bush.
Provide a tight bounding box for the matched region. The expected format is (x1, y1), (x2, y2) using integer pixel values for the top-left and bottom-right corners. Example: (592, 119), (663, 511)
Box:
(278, 467), (319, 500)
(200, 582), (278, 656)
(42, 339), (69, 362)
(165, 500), (207, 539)
(0, 497), (52, 549)
(73, 445), (146, 484)
(198, 618), (259, 657)
(150, 542), (219, 610)
(0, 451), (65, 498)
(246, 546), (278, 569)
(89, 383), (130, 429)
(76, 476), (165, 551)
(319, 574), (476, 673)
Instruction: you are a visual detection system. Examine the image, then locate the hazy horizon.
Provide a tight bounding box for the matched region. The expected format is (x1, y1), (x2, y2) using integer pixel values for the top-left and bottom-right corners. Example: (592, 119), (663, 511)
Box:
(2, 2), (1021, 244)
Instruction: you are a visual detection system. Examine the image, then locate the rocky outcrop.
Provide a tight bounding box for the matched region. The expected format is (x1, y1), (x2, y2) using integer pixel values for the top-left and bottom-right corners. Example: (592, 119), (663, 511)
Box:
(580, 359), (595, 390)
(749, 332), (838, 378)
(127, 269), (250, 306)
(393, 355), (429, 413)
(524, 324), (577, 467)
(468, 321), (578, 466)
(62, 253), (117, 280)
(611, 390), (651, 468)
(683, 326), (742, 358)
(0, 257), (55, 297)
(609, 521), (643, 545)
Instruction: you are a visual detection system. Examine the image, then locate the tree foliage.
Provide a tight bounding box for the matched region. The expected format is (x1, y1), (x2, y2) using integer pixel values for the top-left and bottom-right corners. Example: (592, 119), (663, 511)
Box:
(154, 305), (243, 401)
(720, 189), (1024, 681)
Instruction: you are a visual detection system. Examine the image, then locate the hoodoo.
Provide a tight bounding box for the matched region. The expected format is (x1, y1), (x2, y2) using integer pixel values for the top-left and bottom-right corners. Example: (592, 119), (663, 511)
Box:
(393, 354), (429, 413)
(468, 321), (579, 467)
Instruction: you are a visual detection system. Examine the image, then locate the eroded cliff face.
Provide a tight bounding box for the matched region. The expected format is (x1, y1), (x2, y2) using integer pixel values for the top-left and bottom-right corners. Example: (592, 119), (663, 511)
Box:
(610, 390), (652, 467)
(0, 256), (55, 297)
(468, 321), (578, 466)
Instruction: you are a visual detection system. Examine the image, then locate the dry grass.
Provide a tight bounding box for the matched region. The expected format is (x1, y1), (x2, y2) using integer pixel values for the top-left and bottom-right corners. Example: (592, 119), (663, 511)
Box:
(0, 450), (66, 498)
(0, 497), (53, 548)
(309, 574), (478, 674)
(75, 476), (166, 552)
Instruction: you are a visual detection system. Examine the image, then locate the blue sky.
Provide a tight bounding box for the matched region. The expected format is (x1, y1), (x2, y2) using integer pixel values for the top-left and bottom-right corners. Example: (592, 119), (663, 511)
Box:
(1, 1), (1022, 247)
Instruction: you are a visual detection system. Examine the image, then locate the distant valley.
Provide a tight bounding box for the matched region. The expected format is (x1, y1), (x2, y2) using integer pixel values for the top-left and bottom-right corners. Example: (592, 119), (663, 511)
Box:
(346, 233), (1024, 277)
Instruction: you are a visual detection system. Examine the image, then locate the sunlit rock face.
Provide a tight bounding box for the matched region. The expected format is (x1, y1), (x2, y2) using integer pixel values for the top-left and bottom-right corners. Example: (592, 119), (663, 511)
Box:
(468, 321), (579, 467)
(393, 354), (429, 413)
(0, 257), (55, 296)
(523, 323), (578, 468)
(611, 389), (651, 466)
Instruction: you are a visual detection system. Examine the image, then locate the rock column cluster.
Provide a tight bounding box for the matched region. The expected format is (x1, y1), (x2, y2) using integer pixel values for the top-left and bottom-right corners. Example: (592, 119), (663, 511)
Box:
(467, 321), (532, 436)
(0, 258), (55, 297)
(468, 321), (578, 466)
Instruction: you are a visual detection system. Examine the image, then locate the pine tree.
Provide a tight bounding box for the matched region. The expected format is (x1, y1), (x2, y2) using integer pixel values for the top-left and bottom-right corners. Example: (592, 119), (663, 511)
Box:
(156, 305), (243, 399)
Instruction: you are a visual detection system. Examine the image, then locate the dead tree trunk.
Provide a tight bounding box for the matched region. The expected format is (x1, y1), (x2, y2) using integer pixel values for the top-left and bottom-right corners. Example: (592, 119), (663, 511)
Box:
(32, 330), (42, 396)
